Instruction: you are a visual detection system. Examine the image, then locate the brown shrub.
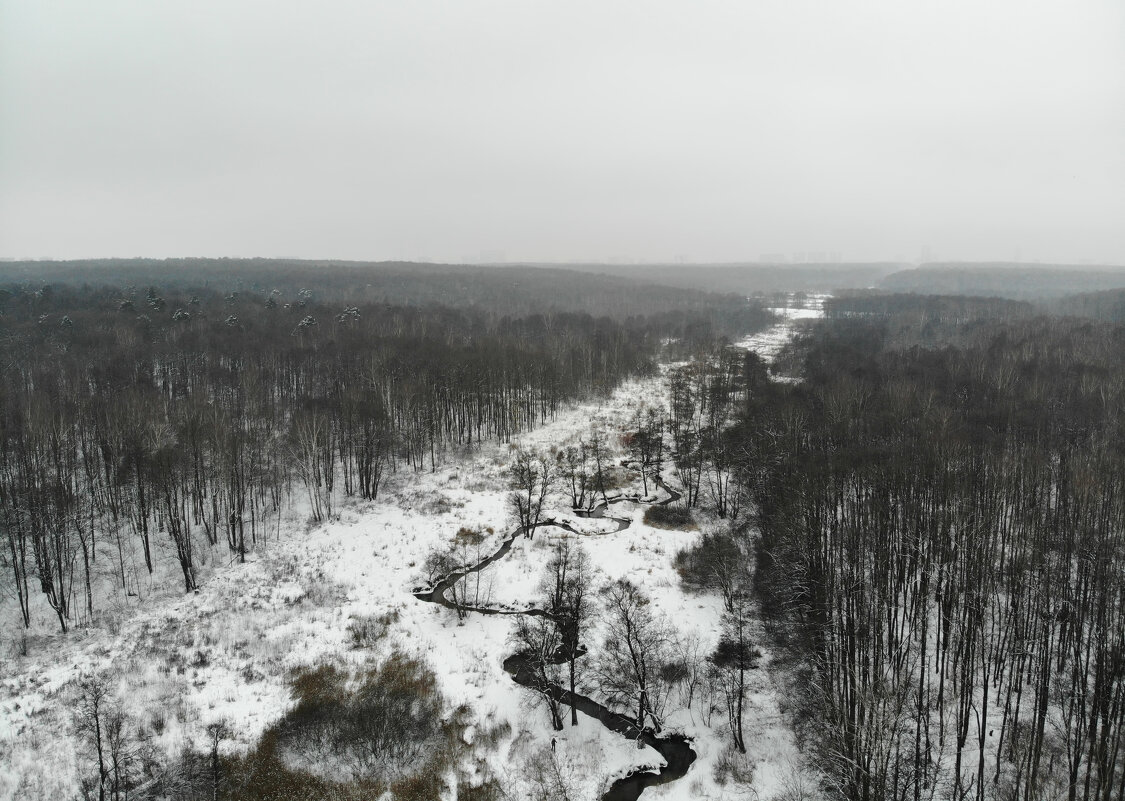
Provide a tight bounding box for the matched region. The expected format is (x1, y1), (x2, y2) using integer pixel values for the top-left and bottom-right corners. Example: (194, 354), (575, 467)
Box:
(222, 651), (459, 800)
(644, 504), (696, 530)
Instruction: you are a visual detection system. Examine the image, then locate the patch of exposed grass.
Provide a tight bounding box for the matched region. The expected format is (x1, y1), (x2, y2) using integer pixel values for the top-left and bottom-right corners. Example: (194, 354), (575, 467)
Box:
(346, 610), (399, 649)
(643, 504), (696, 530)
(222, 651), (462, 800)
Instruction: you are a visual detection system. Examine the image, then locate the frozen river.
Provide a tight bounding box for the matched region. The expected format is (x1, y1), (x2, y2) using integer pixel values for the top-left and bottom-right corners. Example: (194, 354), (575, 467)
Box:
(734, 293), (827, 363)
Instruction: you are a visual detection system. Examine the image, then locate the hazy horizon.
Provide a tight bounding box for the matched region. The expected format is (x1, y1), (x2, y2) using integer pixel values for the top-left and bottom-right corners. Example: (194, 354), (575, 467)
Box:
(6, 257), (1125, 269)
(3, 1), (1123, 264)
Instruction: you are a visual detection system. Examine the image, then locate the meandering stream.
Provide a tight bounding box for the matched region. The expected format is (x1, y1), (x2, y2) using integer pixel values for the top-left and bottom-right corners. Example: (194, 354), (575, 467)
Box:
(413, 296), (822, 799)
(413, 478), (694, 801)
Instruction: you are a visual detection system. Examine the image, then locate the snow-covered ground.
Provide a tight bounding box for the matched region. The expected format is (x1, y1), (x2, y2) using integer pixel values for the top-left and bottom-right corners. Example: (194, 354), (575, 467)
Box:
(1, 300), (824, 801)
(735, 294), (827, 364)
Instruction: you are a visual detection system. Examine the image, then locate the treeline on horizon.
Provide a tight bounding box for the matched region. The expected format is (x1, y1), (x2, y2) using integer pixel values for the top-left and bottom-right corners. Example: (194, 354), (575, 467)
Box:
(735, 307), (1125, 799)
(532, 261), (902, 295)
(824, 287), (1125, 329)
(879, 262), (1125, 300)
(0, 275), (774, 634)
(0, 258), (775, 335)
(821, 293), (1036, 348)
(1050, 288), (1125, 323)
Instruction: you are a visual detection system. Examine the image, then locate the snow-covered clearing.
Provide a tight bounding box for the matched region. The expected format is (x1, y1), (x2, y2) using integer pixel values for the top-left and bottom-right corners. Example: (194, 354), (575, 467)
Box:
(735, 295), (826, 364)
(1, 300), (822, 801)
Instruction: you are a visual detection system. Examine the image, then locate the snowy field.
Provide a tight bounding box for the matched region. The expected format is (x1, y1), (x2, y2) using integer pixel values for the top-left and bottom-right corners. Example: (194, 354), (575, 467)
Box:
(735, 295), (826, 364)
(1, 299), (823, 801)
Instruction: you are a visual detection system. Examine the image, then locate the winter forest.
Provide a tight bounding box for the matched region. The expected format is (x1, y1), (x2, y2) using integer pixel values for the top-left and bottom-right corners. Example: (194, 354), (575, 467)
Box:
(2, 261), (1125, 801)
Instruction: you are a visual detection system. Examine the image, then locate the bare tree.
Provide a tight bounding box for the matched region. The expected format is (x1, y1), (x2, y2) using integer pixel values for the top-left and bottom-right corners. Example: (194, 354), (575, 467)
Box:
(1, 497), (32, 628)
(584, 427), (612, 506)
(510, 614), (567, 731)
(290, 411), (334, 523)
(509, 448), (554, 539)
(709, 592), (757, 753)
(671, 632), (709, 721)
(517, 743), (587, 801)
(206, 722), (229, 801)
(625, 405), (666, 496)
(557, 444), (592, 512)
(541, 539), (594, 726)
(594, 578), (674, 731)
(423, 545), (469, 621)
(674, 528), (748, 613)
(75, 676), (111, 801)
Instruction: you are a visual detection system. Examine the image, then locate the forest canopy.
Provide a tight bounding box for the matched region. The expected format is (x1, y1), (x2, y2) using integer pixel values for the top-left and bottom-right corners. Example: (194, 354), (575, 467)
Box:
(0, 259), (775, 335)
(0, 270), (773, 632)
(735, 307), (1125, 800)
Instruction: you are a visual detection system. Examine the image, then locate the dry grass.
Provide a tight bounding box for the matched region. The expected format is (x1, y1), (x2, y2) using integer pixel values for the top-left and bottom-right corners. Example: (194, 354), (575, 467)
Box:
(643, 504), (696, 530)
(221, 651), (463, 800)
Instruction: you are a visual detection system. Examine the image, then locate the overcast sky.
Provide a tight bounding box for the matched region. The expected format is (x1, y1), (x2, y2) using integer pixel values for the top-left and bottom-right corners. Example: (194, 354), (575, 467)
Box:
(1, 1), (1123, 264)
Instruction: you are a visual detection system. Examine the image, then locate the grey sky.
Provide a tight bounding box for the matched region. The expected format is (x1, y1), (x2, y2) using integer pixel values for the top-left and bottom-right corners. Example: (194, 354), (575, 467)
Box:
(2, 1), (1123, 264)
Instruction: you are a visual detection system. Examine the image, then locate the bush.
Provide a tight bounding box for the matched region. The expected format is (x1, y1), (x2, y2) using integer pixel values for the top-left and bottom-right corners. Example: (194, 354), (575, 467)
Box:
(223, 652), (459, 800)
(456, 779), (506, 801)
(674, 530), (745, 600)
(643, 504), (695, 530)
(713, 744), (756, 786)
(346, 610), (399, 649)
